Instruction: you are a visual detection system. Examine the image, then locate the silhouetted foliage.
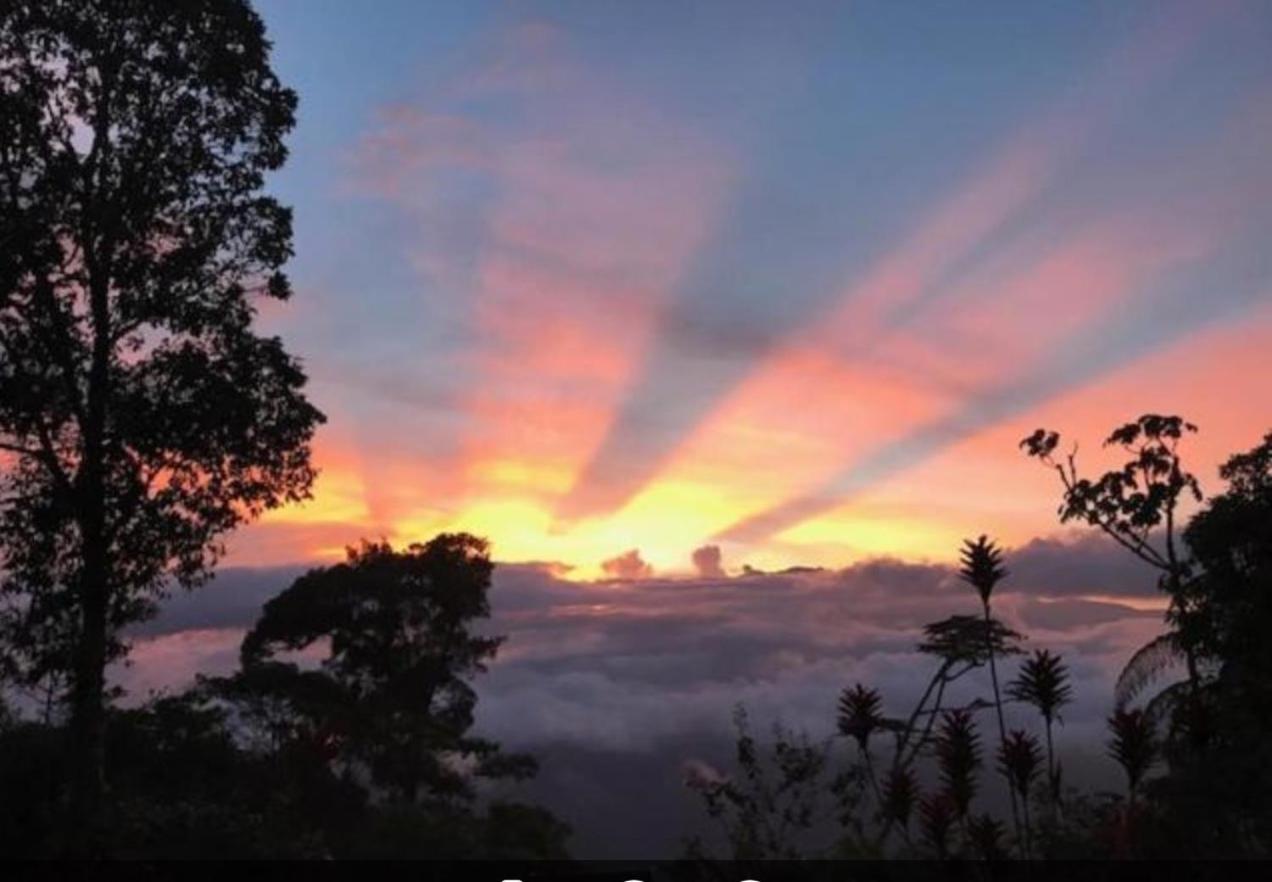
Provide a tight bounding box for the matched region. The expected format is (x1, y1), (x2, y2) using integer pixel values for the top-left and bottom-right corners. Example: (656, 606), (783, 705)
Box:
(917, 792), (955, 859)
(1009, 649), (1072, 802)
(960, 535), (1007, 607)
(836, 684), (884, 752)
(691, 419), (1272, 860)
(1028, 419), (1272, 854)
(1107, 709), (1156, 802)
(998, 729), (1042, 854)
(1021, 416), (1201, 566)
(0, 0), (323, 832)
(959, 534), (1020, 842)
(967, 813), (1008, 861)
(997, 730), (1041, 803)
(1113, 633), (1186, 711)
(1142, 430), (1272, 855)
(879, 767), (917, 832)
(213, 535), (538, 806)
(685, 706), (832, 859)
(934, 709), (982, 821)
(1022, 416), (1203, 692)
(1009, 650), (1073, 725)
(0, 534), (570, 858)
(917, 614), (1022, 666)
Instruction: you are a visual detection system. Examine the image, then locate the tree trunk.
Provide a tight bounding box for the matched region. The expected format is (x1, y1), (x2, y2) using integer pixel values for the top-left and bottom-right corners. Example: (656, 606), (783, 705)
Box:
(68, 544), (108, 846)
(67, 447), (109, 851)
(67, 250), (113, 849)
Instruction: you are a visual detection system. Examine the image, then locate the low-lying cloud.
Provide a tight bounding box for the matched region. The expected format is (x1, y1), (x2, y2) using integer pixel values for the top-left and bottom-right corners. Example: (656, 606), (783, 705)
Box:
(112, 530), (1168, 856)
(124, 530), (1163, 740)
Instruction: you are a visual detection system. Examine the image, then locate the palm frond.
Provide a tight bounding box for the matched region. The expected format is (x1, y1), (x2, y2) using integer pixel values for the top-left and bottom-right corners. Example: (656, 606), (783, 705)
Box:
(1107, 708), (1157, 794)
(1114, 633), (1185, 709)
(1142, 679), (1191, 733)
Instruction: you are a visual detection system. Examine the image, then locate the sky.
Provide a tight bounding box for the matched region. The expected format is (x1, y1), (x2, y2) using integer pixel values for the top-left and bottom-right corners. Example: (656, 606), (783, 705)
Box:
(230, 0), (1272, 578)
(101, 1), (1272, 854)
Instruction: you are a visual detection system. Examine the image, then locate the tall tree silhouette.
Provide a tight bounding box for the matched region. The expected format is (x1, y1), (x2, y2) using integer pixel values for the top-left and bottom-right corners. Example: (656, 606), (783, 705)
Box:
(1022, 416), (1202, 693)
(0, 0), (322, 836)
(215, 536), (537, 807)
(1147, 431), (1272, 852)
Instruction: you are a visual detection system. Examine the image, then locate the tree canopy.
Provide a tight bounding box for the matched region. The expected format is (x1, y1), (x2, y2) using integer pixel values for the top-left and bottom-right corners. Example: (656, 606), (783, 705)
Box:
(0, 0), (323, 829)
(216, 535), (537, 805)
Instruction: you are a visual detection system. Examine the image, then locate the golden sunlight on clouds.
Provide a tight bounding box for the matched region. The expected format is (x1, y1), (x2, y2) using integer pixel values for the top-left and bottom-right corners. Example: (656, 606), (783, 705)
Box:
(230, 301), (1272, 579)
(221, 5), (1270, 580)
(774, 506), (974, 563)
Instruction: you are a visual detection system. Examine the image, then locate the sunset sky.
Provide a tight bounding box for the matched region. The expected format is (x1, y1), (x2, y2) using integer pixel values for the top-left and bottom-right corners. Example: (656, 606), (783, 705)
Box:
(237, 0), (1272, 578)
(85, 2), (1272, 853)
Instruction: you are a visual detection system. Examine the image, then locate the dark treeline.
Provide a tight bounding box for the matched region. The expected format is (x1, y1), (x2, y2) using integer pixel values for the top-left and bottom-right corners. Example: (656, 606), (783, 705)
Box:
(1, 0), (1270, 861)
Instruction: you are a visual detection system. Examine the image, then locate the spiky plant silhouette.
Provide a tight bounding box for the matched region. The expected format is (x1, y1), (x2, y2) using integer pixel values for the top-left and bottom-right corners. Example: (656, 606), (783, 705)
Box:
(1009, 649), (1072, 803)
(838, 683), (887, 808)
(935, 709), (982, 824)
(961, 535), (1007, 607)
(1107, 708), (1157, 805)
(959, 535), (1020, 842)
(968, 813), (1007, 861)
(881, 767), (918, 839)
(998, 729), (1042, 855)
(917, 792), (956, 859)
(837, 684), (884, 752)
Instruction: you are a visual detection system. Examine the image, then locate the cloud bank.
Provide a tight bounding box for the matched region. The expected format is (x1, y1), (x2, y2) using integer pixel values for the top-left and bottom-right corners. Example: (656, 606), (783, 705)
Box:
(113, 530), (1170, 854)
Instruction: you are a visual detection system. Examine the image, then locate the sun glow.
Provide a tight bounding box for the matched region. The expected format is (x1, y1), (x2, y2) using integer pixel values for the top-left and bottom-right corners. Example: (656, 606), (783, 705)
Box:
(224, 4), (1272, 579)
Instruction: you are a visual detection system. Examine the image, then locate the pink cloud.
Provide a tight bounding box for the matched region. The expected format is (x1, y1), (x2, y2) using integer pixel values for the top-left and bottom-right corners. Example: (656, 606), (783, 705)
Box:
(349, 21), (734, 515)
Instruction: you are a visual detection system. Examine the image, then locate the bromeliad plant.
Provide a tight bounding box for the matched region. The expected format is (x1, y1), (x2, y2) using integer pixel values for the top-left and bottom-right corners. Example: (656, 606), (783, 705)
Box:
(968, 813), (1008, 861)
(1009, 649), (1073, 804)
(821, 538), (1119, 860)
(686, 531), (1169, 861)
(935, 709), (982, 826)
(998, 730), (1043, 855)
(688, 416), (1272, 860)
(960, 535), (1021, 840)
(917, 792), (956, 859)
